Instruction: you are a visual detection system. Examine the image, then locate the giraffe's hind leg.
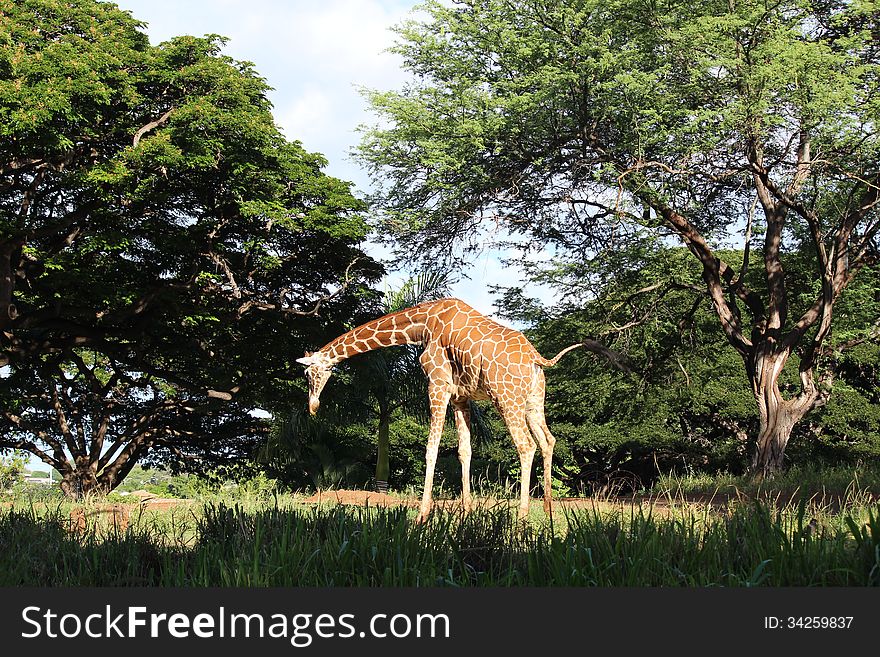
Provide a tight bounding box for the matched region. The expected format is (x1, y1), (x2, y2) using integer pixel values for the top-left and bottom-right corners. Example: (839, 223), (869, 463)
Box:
(513, 419), (536, 520)
(497, 404), (535, 520)
(526, 367), (556, 514)
(526, 407), (557, 515)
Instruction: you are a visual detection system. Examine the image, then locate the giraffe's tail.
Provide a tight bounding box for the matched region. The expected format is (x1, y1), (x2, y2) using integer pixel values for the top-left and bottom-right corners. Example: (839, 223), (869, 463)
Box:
(535, 343), (585, 367)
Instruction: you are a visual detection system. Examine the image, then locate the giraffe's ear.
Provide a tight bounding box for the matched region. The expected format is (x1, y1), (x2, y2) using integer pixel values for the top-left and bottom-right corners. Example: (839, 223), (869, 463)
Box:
(296, 355), (318, 366)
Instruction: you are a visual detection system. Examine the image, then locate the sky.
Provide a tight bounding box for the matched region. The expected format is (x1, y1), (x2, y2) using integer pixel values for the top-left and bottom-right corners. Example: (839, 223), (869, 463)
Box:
(112, 0), (556, 319)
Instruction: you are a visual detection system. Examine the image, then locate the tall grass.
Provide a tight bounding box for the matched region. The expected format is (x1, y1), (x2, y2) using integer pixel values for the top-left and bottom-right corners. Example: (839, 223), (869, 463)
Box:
(652, 463), (880, 505)
(1, 498), (878, 586)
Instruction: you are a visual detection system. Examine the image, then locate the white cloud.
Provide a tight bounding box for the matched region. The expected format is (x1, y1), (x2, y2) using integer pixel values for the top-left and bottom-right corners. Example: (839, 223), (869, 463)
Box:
(277, 87), (333, 148)
(272, 0), (408, 79)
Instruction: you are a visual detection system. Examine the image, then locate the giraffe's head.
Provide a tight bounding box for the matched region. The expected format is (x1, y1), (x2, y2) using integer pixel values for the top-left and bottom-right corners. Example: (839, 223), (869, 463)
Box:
(296, 351), (333, 415)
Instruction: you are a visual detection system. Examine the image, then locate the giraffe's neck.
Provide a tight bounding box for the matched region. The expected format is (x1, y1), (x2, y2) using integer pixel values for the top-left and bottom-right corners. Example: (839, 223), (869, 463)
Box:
(319, 308), (428, 365)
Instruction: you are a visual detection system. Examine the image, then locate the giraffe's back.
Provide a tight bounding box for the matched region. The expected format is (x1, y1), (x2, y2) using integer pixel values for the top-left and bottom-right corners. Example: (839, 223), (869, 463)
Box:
(422, 298), (543, 402)
(425, 299), (539, 356)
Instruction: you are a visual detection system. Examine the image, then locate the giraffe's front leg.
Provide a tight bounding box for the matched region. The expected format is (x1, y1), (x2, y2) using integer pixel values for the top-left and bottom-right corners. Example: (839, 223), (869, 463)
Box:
(452, 400), (472, 513)
(416, 386), (451, 523)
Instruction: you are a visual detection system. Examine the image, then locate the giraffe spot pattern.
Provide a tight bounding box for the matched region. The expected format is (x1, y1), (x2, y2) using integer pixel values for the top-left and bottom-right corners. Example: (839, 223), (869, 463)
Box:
(298, 298), (579, 521)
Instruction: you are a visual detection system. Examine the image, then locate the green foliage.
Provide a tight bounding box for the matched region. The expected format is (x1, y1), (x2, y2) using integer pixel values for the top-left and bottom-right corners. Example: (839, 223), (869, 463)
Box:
(359, 0), (880, 476)
(0, 0), (383, 494)
(361, 0), (877, 256)
(0, 450), (27, 488)
(501, 247), (880, 491)
(109, 465), (183, 494)
(259, 408), (374, 491)
(654, 462), (880, 504)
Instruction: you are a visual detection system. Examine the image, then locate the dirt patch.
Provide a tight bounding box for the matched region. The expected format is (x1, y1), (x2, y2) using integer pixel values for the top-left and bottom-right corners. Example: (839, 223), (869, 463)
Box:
(124, 489), (160, 501)
(70, 504), (132, 533)
(138, 498), (191, 512)
(301, 489), (412, 507)
(300, 489), (481, 509)
(67, 498), (191, 532)
(298, 490), (746, 513)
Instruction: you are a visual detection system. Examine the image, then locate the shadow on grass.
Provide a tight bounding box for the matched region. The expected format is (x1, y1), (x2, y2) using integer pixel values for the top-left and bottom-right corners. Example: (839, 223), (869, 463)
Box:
(1, 500), (878, 586)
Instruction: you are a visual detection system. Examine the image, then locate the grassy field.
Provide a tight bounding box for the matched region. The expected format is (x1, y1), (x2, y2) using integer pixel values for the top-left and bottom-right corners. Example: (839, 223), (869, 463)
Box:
(2, 466), (879, 586)
(650, 463), (880, 505)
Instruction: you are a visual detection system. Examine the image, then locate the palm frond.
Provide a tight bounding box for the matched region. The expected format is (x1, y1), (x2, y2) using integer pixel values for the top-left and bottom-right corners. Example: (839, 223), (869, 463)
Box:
(383, 268), (452, 313)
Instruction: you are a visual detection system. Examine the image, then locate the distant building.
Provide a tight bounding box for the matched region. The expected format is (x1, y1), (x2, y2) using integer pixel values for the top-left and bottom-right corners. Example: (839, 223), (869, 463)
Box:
(23, 471), (55, 486)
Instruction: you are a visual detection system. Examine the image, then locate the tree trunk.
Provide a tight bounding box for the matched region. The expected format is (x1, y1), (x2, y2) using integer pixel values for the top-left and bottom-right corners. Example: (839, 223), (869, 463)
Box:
(57, 442), (148, 500)
(99, 450), (141, 493)
(747, 347), (816, 479)
(750, 397), (799, 478)
(375, 405), (391, 492)
(59, 467), (110, 500)
(0, 242), (16, 331)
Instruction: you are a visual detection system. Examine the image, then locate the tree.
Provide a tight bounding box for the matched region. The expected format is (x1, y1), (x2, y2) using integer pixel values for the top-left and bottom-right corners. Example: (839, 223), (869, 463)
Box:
(0, 0), (381, 496)
(0, 351), (269, 497)
(505, 246), (880, 491)
(358, 0), (880, 476)
(0, 448), (26, 488)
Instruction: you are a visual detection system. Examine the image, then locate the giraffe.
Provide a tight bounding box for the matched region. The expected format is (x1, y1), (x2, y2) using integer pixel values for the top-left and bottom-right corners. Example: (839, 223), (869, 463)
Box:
(296, 298), (582, 522)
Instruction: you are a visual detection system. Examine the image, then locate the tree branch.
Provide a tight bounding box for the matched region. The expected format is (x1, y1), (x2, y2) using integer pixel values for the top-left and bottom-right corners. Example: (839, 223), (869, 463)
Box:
(578, 337), (638, 375)
(235, 257), (362, 317)
(49, 382), (82, 458)
(132, 108), (174, 148)
(655, 205), (755, 356)
(0, 410), (68, 468)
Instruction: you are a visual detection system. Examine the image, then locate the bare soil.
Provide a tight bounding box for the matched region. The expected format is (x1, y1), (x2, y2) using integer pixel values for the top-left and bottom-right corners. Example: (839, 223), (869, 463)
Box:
(122, 490), (192, 511)
(298, 489), (740, 513)
(67, 497), (192, 532)
(297, 488), (870, 515)
(301, 489), (411, 507)
(138, 498), (192, 511)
